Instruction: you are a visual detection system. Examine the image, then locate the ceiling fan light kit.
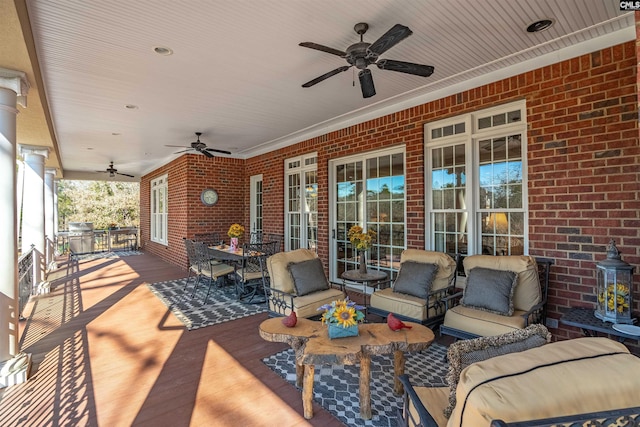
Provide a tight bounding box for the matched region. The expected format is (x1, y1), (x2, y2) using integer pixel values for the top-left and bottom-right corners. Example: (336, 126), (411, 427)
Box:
(300, 22), (434, 98)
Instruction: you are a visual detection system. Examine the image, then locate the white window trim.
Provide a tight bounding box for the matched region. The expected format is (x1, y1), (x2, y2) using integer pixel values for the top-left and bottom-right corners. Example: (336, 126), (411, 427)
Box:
(150, 174), (168, 245)
(424, 100), (529, 255)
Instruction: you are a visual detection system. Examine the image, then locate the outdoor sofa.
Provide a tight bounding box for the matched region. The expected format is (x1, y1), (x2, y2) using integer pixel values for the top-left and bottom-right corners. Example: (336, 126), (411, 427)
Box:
(399, 326), (640, 427)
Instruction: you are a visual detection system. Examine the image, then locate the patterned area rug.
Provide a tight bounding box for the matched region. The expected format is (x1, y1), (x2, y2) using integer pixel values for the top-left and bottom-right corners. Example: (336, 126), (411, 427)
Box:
(71, 250), (144, 261)
(263, 343), (449, 427)
(147, 278), (267, 330)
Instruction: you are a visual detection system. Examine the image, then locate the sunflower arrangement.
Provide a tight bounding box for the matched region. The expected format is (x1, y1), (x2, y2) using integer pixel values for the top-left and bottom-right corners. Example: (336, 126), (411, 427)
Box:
(347, 225), (377, 251)
(227, 223), (245, 238)
(318, 297), (365, 328)
(598, 282), (630, 314)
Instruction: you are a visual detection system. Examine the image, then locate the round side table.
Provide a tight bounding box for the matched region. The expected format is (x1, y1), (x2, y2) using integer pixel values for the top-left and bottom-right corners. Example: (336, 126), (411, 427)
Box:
(341, 269), (388, 308)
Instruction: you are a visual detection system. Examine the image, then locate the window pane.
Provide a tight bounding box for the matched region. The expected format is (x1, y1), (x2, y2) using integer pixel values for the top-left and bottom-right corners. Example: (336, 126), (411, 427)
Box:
(392, 153), (404, 176)
(378, 155), (391, 177)
(432, 148), (442, 169)
(493, 113), (506, 126)
(368, 158), (378, 179)
(478, 117), (491, 129)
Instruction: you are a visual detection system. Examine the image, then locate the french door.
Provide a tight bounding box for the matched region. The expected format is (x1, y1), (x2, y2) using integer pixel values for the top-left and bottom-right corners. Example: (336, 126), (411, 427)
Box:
(329, 148), (406, 282)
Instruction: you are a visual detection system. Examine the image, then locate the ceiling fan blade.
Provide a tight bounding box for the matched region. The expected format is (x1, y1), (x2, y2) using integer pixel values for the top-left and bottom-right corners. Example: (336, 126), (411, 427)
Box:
(299, 42), (346, 57)
(173, 149), (192, 154)
(116, 172), (135, 178)
(358, 69), (376, 98)
(165, 144), (191, 148)
(200, 149), (215, 158)
(302, 66), (351, 88)
(376, 59), (434, 77)
(367, 24), (413, 57)
(205, 148), (232, 155)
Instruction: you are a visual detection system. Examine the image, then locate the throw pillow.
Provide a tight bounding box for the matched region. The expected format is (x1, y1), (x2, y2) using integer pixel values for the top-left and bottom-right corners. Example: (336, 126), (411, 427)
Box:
(461, 267), (518, 315)
(443, 324), (551, 418)
(287, 258), (329, 296)
(392, 261), (439, 299)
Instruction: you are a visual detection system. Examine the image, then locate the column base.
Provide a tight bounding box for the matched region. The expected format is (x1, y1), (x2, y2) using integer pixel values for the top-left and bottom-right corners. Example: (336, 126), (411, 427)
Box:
(0, 352), (32, 388)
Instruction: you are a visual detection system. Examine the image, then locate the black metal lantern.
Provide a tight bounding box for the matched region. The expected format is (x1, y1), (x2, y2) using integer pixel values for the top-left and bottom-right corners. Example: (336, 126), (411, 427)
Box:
(595, 240), (635, 324)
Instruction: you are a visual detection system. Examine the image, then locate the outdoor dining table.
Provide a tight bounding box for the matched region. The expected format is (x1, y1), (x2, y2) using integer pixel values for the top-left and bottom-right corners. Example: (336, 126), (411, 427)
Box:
(208, 244), (270, 303)
(207, 244), (245, 262)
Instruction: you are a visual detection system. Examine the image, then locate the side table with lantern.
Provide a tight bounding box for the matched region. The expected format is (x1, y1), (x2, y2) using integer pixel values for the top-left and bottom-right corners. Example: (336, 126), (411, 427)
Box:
(560, 240), (639, 342)
(559, 307), (639, 342)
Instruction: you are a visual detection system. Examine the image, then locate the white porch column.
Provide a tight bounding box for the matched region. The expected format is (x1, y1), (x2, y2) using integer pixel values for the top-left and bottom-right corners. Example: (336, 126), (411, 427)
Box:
(16, 160), (24, 233)
(44, 168), (56, 267)
(53, 179), (59, 248)
(19, 145), (49, 284)
(0, 68), (31, 383)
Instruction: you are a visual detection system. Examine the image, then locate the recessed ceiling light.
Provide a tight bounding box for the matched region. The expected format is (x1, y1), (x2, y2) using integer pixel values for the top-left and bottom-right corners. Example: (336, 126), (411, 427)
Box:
(125, 104), (138, 110)
(153, 46), (173, 56)
(527, 19), (554, 33)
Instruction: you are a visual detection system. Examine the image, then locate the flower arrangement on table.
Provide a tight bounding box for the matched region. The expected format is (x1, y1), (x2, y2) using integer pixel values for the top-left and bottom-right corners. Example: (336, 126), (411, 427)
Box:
(108, 222), (118, 230)
(227, 223), (245, 250)
(347, 225), (376, 251)
(318, 297), (365, 338)
(348, 225), (376, 273)
(227, 223), (245, 238)
(598, 282), (630, 314)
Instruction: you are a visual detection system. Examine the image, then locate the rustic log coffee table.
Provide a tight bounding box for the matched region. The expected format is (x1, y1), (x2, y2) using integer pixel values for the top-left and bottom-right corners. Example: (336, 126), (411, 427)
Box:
(259, 317), (434, 420)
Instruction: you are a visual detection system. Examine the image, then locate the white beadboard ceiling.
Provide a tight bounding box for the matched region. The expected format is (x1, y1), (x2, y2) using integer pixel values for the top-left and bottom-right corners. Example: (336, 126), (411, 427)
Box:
(7, 0), (634, 180)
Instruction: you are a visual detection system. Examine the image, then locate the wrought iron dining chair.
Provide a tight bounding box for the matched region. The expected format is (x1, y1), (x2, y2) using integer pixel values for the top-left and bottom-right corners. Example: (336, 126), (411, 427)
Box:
(263, 233), (284, 253)
(233, 241), (276, 303)
(182, 238), (200, 292)
(249, 231), (263, 244)
(192, 241), (235, 304)
(194, 232), (221, 246)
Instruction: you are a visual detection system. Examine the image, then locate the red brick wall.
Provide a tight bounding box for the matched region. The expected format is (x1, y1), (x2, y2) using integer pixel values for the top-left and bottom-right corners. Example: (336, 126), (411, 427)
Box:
(141, 154), (245, 270)
(142, 41), (639, 344)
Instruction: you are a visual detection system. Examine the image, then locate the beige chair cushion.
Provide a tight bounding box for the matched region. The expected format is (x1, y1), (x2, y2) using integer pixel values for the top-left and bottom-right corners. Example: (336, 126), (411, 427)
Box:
(442, 305), (527, 336)
(266, 249), (317, 294)
(462, 255), (540, 311)
(407, 386), (449, 427)
(401, 249), (456, 291)
(448, 337), (640, 427)
(268, 287), (344, 318)
(370, 287), (438, 321)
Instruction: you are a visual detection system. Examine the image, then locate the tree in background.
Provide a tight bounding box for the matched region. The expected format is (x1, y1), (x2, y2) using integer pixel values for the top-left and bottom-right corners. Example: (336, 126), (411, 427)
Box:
(57, 180), (139, 230)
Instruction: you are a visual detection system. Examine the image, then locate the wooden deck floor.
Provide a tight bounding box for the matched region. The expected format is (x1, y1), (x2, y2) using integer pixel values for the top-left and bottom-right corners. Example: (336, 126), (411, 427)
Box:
(0, 252), (344, 427)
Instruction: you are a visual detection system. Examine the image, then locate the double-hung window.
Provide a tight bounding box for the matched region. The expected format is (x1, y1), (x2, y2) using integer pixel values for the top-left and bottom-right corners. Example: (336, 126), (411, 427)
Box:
(425, 100), (528, 256)
(285, 153), (318, 252)
(150, 174), (168, 245)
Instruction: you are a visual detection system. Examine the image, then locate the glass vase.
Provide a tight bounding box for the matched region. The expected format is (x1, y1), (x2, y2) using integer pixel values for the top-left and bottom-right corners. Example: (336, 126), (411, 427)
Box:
(359, 251), (367, 274)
